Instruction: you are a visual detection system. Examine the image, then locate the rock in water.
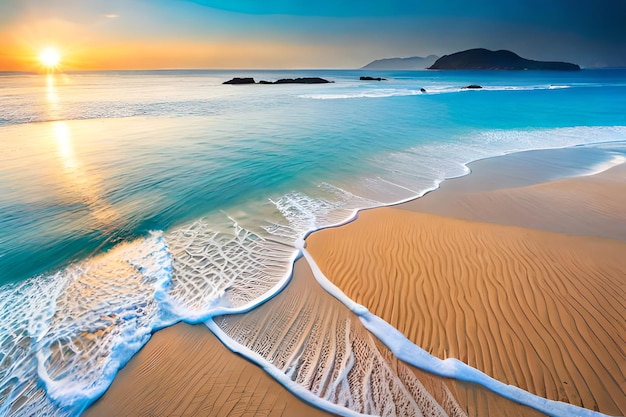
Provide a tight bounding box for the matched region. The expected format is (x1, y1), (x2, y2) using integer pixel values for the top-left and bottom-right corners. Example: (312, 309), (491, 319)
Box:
(273, 77), (333, 84)
(360, 76), (386, 81)
(223, 77), (256, 85)
(223, 77), (333, 85)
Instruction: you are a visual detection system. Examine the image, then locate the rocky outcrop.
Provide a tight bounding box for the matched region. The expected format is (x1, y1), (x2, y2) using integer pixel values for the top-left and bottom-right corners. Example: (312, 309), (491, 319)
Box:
(463, 84), (483, 89)
(272, 77), (333, 84)
(359, 76), (386, 81)
(222, 77), (255, 84)
(428, 49), (580, 71)
(223, 77), (333, 85)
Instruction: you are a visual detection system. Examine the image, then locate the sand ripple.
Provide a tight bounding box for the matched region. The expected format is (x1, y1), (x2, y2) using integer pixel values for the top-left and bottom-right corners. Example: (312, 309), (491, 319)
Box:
(217, 260), (546, 417)
(307, 207), (626, 415)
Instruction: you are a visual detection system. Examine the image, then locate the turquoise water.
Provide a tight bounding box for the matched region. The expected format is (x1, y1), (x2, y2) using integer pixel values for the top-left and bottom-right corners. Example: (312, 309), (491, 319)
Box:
(1, 69), (625, 416)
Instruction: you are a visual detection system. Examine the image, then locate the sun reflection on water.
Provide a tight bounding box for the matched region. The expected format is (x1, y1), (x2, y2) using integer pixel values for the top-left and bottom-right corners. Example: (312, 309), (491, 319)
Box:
(51, 121), (121, 231)
(45, 74), (60, 120)
(43, 73), (120, 230)
(53, 122), (78, 171)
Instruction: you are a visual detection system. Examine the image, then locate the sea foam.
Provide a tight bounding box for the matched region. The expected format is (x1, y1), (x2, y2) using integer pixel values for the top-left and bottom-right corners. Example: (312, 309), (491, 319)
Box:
(1, 232), (173, 416)
(299, 84), (571, 100)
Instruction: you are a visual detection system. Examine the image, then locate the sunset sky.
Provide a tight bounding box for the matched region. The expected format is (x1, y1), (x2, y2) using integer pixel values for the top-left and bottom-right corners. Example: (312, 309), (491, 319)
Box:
(1, 0), (624, 71)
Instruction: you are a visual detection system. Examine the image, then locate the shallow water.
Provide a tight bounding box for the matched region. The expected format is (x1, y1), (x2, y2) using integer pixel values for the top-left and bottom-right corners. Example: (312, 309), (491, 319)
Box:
(1, 69), (625, 416)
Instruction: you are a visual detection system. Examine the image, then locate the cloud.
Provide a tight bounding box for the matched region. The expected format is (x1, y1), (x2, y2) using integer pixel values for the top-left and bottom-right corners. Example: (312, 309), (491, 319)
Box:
(104, 13), (119, 19)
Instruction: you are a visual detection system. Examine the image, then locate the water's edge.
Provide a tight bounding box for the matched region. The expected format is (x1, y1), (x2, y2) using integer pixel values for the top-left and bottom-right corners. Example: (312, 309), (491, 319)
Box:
(186, 143), (618, 417)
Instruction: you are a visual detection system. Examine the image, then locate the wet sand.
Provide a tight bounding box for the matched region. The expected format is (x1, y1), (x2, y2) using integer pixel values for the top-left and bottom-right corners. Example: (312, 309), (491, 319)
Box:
(85, 322), (332, 417)
(400, 156), (626, 241)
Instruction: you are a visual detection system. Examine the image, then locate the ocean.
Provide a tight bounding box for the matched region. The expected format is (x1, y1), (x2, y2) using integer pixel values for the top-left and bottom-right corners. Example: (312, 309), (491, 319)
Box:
(1, 69), (625, 416)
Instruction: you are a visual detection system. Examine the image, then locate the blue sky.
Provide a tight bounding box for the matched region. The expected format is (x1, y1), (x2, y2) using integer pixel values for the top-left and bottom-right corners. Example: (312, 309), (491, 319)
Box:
(1, 0), (624, 69)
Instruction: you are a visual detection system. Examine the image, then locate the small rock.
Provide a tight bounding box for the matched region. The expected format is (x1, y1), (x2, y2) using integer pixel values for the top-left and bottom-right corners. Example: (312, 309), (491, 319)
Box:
(223, 77), (255, 85)
(273, 77), (333, 84)
(359, 76), (386, 81)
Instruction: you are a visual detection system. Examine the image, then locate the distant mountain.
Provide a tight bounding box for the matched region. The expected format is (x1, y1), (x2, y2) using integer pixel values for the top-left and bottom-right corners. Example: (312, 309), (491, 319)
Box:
(361, 55), (439, 70)
(428, 48), (580, 71)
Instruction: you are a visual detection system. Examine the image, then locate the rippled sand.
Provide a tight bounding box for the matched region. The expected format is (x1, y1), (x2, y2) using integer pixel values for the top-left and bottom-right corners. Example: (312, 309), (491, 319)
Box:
(218, 259), (546, 416)
(87, 257), (547, 417)
(307, 163), (626, 415)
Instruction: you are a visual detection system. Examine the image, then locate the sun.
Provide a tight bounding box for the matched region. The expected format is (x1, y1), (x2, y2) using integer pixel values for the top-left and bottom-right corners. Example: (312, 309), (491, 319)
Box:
(39, 47), (61, 69)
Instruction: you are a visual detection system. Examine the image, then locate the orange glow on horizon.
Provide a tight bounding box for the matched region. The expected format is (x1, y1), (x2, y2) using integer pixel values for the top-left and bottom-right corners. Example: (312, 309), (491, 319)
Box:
(0, 11), (351, 71)
(1, 25), (346, 72)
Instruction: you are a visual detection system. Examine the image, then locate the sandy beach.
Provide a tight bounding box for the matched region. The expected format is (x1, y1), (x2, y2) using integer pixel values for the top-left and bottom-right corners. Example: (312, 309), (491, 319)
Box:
(86, 149), (625, 416)
(85, 322), (332, 417)
(88, 259), (546, 417)
(307, 157), (626, 415)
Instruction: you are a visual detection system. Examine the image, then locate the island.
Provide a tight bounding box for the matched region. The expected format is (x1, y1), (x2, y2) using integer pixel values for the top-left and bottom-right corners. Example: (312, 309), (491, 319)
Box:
(361, 55), (438, 70)
(359, 76), (386, 81)
(428, 48), (580, 71)
(223, 77), (333, 85)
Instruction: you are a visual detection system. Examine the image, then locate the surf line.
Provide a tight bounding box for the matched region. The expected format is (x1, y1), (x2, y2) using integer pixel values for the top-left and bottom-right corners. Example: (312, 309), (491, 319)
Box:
(296, 241), (612, 417)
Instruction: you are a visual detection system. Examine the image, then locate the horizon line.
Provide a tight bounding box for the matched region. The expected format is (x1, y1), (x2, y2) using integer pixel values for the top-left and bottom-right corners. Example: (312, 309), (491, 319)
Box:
(1, 66), (620, 74)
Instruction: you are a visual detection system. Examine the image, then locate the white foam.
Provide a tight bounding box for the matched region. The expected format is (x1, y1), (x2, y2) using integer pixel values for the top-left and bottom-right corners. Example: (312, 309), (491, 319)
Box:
(0, 274), (67, 416)
(549, 85), (570, 89)
(205, 319), (376, 417)
(299, 84), (572, 100)
(160, 218), (300, 322)
(1, 233), (174, 416)
(39, 232), (173, 411)
(578, 154), (626, 176)
(300, 88), (425, 100)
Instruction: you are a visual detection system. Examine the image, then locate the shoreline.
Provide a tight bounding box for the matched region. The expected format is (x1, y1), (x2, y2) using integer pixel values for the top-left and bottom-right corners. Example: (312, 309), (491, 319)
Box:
(84, 322), (332, 417)
(307, 155), (626, 415)
(296, 139), (626, 247)
(86, 144), (625, 416)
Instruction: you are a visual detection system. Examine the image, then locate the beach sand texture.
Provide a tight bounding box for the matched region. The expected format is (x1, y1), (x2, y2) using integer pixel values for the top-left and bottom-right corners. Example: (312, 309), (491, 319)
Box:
(401, 158), (626, 241)
(85, 323), (332, 417)
(85, 151), (625, 416)
(306, 163), (626, 415)
(86, 259), (547, 417)
(217, 259), (545, 417)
